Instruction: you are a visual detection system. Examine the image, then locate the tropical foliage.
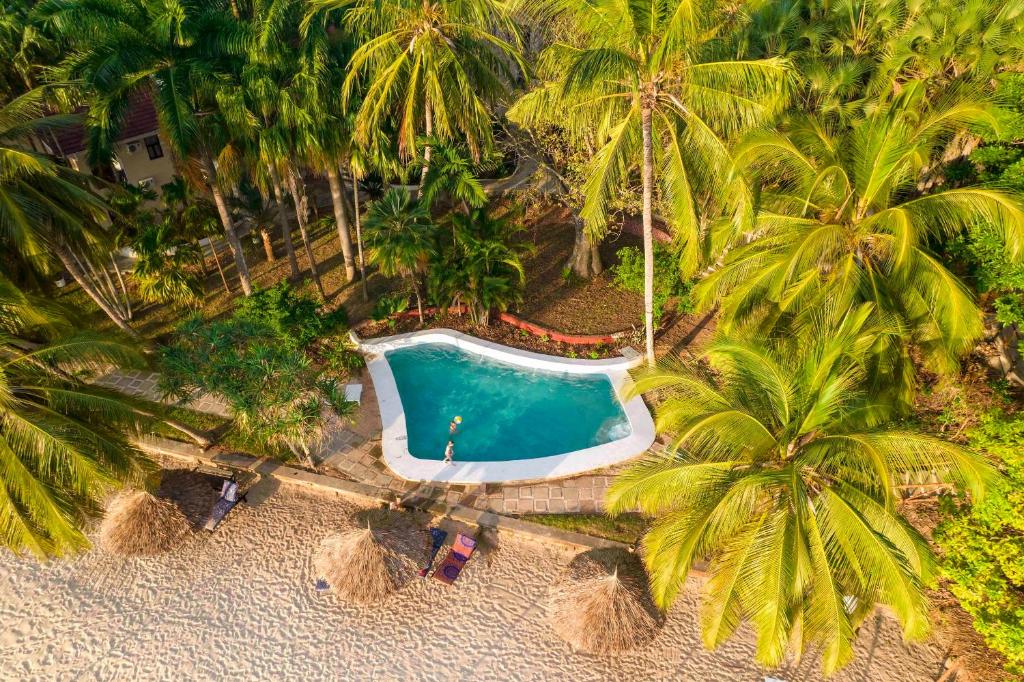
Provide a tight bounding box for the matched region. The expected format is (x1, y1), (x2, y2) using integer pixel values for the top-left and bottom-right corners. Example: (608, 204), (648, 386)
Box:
(158, 287), (353, 463)
(131, 219), (204, 307)
(697, 86), (1024, 406)
(0, 276), (151, 557)
(362, 188), (437, 320)
(935, 410), (1024, 674)
(509, 0), (789, 363)
(429, 206), (530, 324)
(608, 309), (994, 673)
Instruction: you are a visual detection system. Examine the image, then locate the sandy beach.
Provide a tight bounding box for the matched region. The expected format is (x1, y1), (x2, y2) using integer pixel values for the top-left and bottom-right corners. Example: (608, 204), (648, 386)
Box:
(0, 479), (946, 681)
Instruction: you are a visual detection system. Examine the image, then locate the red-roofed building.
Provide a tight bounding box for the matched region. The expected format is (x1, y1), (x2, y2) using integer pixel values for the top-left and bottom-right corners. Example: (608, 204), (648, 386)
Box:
(41, 91), (176, 195)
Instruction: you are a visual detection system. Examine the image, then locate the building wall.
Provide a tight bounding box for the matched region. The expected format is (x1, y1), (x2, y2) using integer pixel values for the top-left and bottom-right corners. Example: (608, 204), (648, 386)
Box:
(112, 134), (177, 192)
(66, 131), (176, 196)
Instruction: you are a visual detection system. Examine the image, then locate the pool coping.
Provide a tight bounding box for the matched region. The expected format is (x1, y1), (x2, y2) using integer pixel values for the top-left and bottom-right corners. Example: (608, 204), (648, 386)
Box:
(351, 329), (656, 484)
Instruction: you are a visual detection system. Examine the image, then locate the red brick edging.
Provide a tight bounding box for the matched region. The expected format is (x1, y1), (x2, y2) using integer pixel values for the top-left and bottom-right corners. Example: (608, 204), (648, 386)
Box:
(392, 306), (626, 345)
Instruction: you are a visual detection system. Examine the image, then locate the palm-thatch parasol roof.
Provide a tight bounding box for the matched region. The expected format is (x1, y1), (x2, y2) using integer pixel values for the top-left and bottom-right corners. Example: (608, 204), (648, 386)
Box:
(98, 490), (191, 556)
(548, 548), (662, 654)
(156, 469), (221, 526)
(314, 511), (428, 604)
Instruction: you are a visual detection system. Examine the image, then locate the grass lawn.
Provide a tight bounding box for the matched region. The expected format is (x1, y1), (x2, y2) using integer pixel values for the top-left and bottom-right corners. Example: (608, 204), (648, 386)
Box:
(523, 512), (647, 544)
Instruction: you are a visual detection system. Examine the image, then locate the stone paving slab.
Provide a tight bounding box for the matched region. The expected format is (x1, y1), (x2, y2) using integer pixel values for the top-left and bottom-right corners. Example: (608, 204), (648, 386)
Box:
(106, 365), (639, 519)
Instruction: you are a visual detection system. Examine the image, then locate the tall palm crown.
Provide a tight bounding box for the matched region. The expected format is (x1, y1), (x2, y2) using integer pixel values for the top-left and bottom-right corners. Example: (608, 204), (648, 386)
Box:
(0, 276), (152, 557)
(509, 0), (788, 364)
(40, 0), (256, 293)
(697, 86), (1024, 384)
(363, 188), (437, 318)
(607, 307), (994, 674)
(308, 0), (523, 167)
(0, 92), (110, 276)
(511, 0), (789, 271)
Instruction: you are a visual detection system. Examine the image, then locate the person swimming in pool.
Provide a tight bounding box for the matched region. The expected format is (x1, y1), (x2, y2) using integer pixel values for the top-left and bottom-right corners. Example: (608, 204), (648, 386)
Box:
(444, 440), (455, 465)
(449, 415), (462, 435)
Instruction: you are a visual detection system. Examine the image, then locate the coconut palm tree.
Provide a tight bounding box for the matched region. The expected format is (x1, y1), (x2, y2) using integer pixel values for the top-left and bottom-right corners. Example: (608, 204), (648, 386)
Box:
(429, 206), (528, 324)
(40, 0), (256, 295)
(295, 9), (360, 282)
(607, 306), (995, 674)
(307, 0), (523, 192)
(363, 188), (437, 321)
(0, 276), (154, 557)
(509, 0), (789, 364)
(131, 218), (204, 307)
(0, 91), (138, 335)
(162, 176), (233, 295)
(696, 85), (1024, 391)
(420, 142), (487, 212)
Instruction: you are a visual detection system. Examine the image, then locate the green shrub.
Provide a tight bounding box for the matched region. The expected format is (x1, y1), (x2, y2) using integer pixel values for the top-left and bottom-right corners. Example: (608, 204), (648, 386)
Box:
(158, 313), (351, 463)
(934, 410), (1024, 674)
(322, 340), (366, 379)
(995, 295), (1024, 327)
(950, 222), (1024, 295)
(371, 293), (410, 324)
(611, 244), (694, 325)
(234, 281), (347, 348)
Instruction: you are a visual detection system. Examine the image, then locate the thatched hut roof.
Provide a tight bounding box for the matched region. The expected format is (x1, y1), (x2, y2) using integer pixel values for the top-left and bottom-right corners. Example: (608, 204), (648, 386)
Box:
(549, 548), (662, 655)
(99, 490), (191, 556)
(314, 512), (428, 604)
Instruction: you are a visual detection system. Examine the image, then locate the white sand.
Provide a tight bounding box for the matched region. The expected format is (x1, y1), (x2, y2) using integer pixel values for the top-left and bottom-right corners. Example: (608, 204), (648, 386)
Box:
(0, 482), (945, 681)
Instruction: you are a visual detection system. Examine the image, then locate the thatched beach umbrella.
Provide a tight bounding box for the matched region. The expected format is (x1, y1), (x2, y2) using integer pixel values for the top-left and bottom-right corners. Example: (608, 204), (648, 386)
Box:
(314, 512), (428, 604)
(99, 490), (191, 556)
(156, 469), (221, 526)
(549, 548), (662, 654)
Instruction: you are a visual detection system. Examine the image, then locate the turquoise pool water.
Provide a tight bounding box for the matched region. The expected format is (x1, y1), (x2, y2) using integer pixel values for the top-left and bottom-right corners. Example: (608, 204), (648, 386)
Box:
(385, 343), (631, 461)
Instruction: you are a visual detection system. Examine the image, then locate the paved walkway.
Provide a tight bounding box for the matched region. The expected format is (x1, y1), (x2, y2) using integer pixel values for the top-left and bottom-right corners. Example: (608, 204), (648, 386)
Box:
(95, 369), (232, 418)
(97, 366), (631, 516)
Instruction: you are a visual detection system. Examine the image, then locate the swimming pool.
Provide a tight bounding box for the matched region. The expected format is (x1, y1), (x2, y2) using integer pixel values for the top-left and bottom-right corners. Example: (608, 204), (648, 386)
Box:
(357, 329), (655, 484)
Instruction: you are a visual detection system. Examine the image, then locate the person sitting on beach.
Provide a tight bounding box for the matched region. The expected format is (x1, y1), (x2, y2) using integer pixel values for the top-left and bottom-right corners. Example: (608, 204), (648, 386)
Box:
(444, 440), (455, 465)
(449, 416), (462, 435)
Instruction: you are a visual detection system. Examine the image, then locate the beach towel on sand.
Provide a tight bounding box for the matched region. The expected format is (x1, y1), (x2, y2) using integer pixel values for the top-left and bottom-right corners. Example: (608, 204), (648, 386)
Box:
(432, 533), (476, 585)
(419, 528), (448, 577)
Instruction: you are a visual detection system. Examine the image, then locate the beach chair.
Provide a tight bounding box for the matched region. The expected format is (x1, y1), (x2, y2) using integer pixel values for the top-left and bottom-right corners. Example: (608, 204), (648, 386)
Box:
(419, 528), (448, 577)
(432, 532), (476, 585)
(202, 472), (257, 531)
(344, 383), (363, 405)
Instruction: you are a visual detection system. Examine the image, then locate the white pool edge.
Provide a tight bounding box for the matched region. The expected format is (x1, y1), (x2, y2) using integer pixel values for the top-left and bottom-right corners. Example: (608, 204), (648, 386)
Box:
(351, 329), (656, 484)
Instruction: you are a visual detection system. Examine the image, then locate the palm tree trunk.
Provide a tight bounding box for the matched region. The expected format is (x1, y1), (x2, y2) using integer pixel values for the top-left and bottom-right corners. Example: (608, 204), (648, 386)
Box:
(566, 213), (603, 278)
(75, 250), (130, 322)
(416, 99), (433, 197)
(412, 278), (424, 323)
(641, 103), (656, 366)
(110, 253), (133, 320)
(54, 242), (138, 338)
(195, 240), (209, 277)
(209, 238), (231, 294)
(200, 148), (252, 296)
(353, 177), (369, 302)
(286, 170), (327, 301)
(259, 229), (275, 262)
(268, 162), (300, 279)
(327, 165), (356, 281)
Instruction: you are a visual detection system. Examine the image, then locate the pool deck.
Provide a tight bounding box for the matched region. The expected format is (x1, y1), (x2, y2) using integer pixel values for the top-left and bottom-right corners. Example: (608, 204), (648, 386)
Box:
(97, 360), (645, 515)
(355, 329), (656, 484)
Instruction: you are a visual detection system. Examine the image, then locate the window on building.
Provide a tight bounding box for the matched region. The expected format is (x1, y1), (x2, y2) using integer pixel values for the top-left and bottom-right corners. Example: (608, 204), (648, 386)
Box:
(144, 135), (163, 160)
